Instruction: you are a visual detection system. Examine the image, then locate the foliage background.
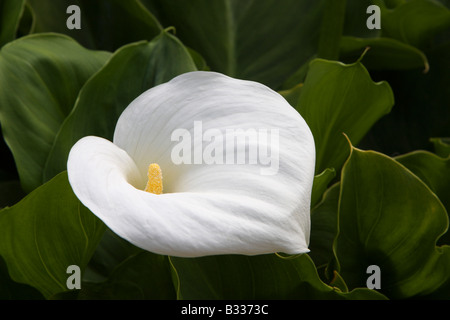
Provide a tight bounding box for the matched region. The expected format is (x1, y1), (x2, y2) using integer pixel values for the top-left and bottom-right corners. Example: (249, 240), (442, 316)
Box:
(0, 0), (449, 300)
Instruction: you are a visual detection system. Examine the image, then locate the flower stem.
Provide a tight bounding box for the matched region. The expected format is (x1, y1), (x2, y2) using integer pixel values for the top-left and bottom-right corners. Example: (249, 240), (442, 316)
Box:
(317, 0), (347, 61)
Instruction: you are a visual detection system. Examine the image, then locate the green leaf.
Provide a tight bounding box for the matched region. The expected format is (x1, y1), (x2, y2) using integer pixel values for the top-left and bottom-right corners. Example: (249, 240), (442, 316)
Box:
(16, 1), (33, 37)
(0, 179), (25, 209)
(0, 171), (106, 298)
(328, 270), (349, 293)
(27, 0), (162, 51)
(83, 228), (142, 283)
(142, 0), (326, 89)
(361, 41), (450, 156)
(311, 168), (336, 208)
(440, 0), (450, 9)
(0, 0), (25, 47)
(343, 0), (381, 38)
(280, 58), (314, 91)
(340, 36), (429, 72)
(0, 256), (43, 300)
(375, 0), (450, 49)
(335, 145), (450, 298)
(186, 47), (210, 71)
(79, 251), (176, 300)
(170, 254), (386, 300)
(395, 150), (450, 244)
(0, 33), (110, 192)
(296, 59), (394, 174)
(81, 228), (175, 300)
(430, 137), (450, 158)
(309, 183), (340, 274)
(43, 30), (197, 182)
(278, 83), (304, 109)
(0, 127), (17, 181)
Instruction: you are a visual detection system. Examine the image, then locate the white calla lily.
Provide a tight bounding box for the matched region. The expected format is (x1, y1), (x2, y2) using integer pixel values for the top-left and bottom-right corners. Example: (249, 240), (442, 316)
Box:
(67, 71), (315, 257)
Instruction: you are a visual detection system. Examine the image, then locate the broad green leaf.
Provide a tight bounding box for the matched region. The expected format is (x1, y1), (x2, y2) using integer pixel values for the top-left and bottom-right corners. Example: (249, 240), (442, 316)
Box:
(335, 145), (450, 299)
(278, 83), (303, 108)
(83, 228), (143, 283)
(43, 30), (197, 182)
(296, 59), (394, 174)
(396, 150), (450, 244)
(0, 180), (25, 209)
(186, 47), (210, 72)
(0, 125), (18, 181)
(311, 168), (336, 208)
(0, 171), (106, 298)
(0, 256), (43, 300)
(79, 251), (176, 300)
(328, 270), (349, 293)
(361, 41), (450, 156)
(142, 0), (326, 89)
(343, 0), (381, 38)
(340, 36), (429, 72)
(82, 228), (175, 300)
(27, 0), (162, 51)
(374, 0), (450, 49)
(0, 0), (25, 47)
(83, 227), (175, 300)
(170, 254), (386, 300)
(430, 137), (450, 158)
(280, 57), (314, 91)
(441, 0), (450, 8)
(0, 34), (110, 192)
(309, 183), (340, 275)
(16, 1), (32, 37)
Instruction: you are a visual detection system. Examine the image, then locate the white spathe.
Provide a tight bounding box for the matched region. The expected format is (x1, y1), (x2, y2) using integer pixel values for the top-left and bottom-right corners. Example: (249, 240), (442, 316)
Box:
(67, 71), (315, 257)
